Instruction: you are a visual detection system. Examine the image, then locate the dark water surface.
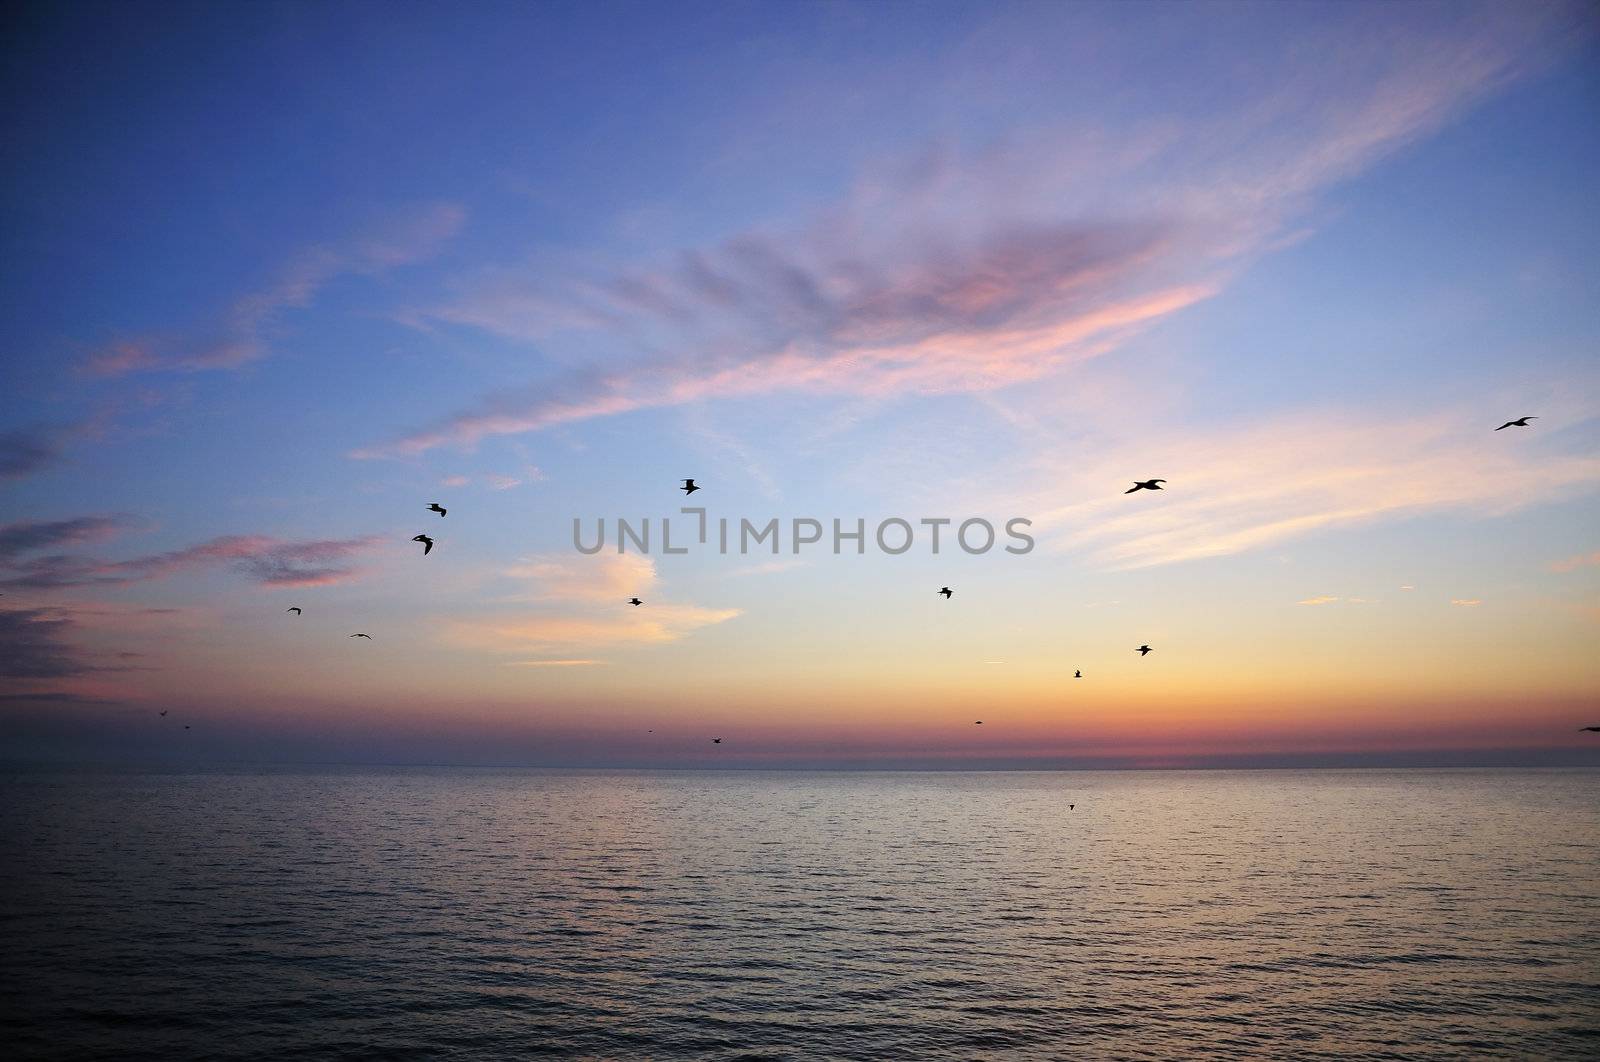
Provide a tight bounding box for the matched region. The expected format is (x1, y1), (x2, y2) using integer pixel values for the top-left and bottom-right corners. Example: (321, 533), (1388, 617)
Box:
(2, 767), (1597, 1059)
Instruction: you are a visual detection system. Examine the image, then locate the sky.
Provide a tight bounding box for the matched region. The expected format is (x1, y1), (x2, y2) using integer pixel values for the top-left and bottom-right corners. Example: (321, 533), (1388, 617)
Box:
(2, 0), (1597, 768)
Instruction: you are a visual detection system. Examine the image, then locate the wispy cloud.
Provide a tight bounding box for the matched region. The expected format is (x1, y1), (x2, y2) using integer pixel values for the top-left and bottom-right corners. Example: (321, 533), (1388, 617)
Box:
(458, 607), (741, 652)
(0, 608), (93, 678)
(0, 426), (67, 481)
(451, 553), (739, 652)
(1451, 599), (1483, 607)
(1298, 596), (1341, 606)
(0, 515), (133, 559)
(723, 558), (808, 579)
(503, 553), (657, 605)
(0, 532), (384, 591)
(1550, 551), (1600, 573)
(81, 203), (464, 377)
(1018, 408), (1600, 569)
(356, 6), (1572, 459)
(504, 659), (604, 668)
(0, 411), (119, 483)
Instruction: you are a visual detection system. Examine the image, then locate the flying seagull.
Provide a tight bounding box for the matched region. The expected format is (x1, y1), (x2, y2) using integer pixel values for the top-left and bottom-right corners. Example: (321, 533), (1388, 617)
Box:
(1580, 726), (1600, 733)
(1074, 669), (1082, 679)
(286, 607), (301, 614)
(711, 737), (722, 744)
(1125, 479), (1166, 493)
(939, 586), (953, 598)
(412, 534), (434, 555)
(1494, 417), (1536, 431)
(628, 597), (642, 606)
(681, 478), (700, 495)
(427, 503), (447, 516)
(1069, 804), (1075, 810)
(350, 633), (372, 639)
(184, 725), (191, 730)
(1137, 644), (1152, 656)
(159, 710), (168, 717)
(974, 720), (983, 725)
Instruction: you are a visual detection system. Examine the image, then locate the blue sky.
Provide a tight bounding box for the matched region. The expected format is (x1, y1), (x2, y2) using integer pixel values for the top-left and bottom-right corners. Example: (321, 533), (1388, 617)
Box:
(2, 1), (1597, 766)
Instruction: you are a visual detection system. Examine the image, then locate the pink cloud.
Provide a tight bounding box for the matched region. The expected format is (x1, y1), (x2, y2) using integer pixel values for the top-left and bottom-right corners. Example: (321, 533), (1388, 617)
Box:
(1011, 407), (1600, 569)
(353, 8), (1574, 460)
(0, 532), (384, 591)
(1550, 551), (1600, 573)
(504, 659), (604, 668)
(450, 554), (740, 652)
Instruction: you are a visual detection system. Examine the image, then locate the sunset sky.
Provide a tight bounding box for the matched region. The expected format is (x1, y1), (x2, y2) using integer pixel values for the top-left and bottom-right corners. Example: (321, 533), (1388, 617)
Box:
(3, 1), (1597, 767)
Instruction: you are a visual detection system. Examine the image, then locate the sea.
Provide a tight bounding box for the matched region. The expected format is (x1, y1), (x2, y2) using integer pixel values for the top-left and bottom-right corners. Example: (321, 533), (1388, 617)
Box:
(1, 766), (1596, 1059)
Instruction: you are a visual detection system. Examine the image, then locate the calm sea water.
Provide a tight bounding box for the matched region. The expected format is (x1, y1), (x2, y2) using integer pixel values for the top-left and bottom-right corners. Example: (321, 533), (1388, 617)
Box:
(1, 767), (1597, 1060)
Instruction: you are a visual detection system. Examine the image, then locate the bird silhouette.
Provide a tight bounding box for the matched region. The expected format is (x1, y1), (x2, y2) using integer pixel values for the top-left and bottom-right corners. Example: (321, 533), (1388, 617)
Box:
(427, 503), (447, 516)
(938, 586), (953, 598)
(1074, 669), (1082, 679)
(628, 597), (642, 606)
(681, 478), (700, 495)
(974, 720), (983, 725)
(711, 737), (722, 744)
(412, 534), (434, 555)
(1069, 804), (1075, 810)
(1580, 726), (1600, 733)
(350, 633), (372, 639)
(1494, 417), (1536, 431)
(286, 607), (302, 614)
(184, 725), (190, 730)
(159, 710), (168, 717)
(1137, 644), (1152, 656)
(1125, 479), (1166, 493)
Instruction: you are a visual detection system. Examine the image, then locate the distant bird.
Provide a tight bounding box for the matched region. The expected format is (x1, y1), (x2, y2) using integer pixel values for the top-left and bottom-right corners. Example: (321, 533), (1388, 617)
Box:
(711, 737), (722, 744)
(412, 534), (434, 555)
(427, 503), (447, 516)
(1125, 479), (1166, 494)
(1069, 804), (1075, 810)
(628, 597), (642, 606)
(681, 478), (700, 495)
(1494, 417), (1536, 431)
(183, 725), (191, 730)
(350, 633), (372, 639)
(938, 586), (953, 598)
(1137, 644), (1152, 656)
(286, 607), (301, 614)
(974, 720), (983, 725)
(1074, 669), (1082, 679)
(159, 710), (168, 717)
(1580, 726), (1600, 733)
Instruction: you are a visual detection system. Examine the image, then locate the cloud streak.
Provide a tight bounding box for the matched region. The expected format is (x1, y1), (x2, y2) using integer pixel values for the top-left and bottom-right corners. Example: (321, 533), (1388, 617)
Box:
(451, 554), (740, 652)
(0, 608), (93, 678)
(356, 4), (1575, 459)
(0, 532), (384, 591)
(0, 426), (67, 481)
(0, 515), (133, 560)
(1015, 408), (1600, 569)
(81, 203), (464, 377)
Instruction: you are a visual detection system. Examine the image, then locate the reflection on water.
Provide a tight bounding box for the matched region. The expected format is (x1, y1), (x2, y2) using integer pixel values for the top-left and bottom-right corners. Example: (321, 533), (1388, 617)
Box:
(2, 767), (1597, 1059)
